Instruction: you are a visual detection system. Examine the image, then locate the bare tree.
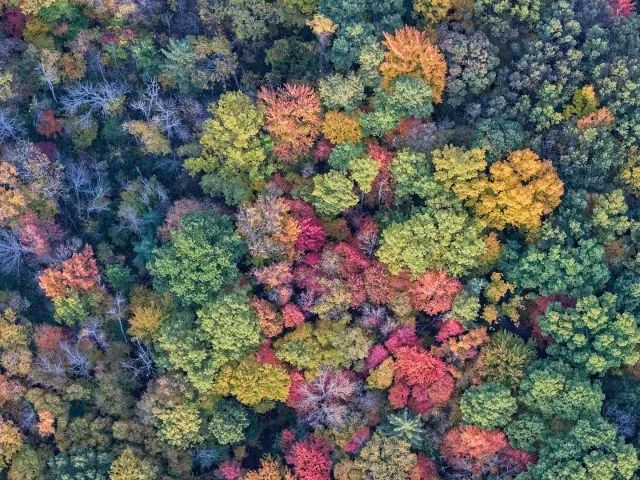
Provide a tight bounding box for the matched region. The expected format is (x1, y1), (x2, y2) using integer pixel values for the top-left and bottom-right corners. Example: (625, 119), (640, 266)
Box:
(122, 340), (156, 380)
(0, 229), (23, 275)
(60, 341), (92, 378)
(61, 82), (130, 124)
(0, 108), (24, 141)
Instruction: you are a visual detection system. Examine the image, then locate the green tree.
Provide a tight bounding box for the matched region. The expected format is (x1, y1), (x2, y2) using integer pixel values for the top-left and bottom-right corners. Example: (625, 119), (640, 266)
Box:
(460, 381), (517, 429)
(148, 212), (245, 306)
(184, 92), (272, 206)
(309, 171), (359, 217)
(540, 293), (640, 374)
(207, 399), (251, 445)
(377, 204), (490, 277)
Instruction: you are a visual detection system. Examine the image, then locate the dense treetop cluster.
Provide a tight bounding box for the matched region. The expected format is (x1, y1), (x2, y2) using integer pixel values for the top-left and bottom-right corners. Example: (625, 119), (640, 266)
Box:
(0, 0), (640, 478)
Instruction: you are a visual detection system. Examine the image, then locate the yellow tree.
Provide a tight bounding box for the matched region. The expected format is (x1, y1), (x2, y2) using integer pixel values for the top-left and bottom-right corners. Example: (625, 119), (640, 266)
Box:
(476, 149), (564, 231)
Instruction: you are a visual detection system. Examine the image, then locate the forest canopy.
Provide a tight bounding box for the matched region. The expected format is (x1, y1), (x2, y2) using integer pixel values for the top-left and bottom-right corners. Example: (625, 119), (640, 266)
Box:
(0, 0), (640, 479)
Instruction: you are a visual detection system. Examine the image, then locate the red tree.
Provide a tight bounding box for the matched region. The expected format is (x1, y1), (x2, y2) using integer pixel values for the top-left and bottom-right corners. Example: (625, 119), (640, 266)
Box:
(285, 436), (332, 480)
(409, 270), (462, 315)
(440, 425), (508, 476)
(259, 84), (322, 163)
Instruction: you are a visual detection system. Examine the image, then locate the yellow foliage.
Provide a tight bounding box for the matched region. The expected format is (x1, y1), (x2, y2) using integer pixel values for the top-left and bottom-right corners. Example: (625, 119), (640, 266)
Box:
(414, 0), (472, 24)
(213, 355), (290, 407)
(367, 357), (394, 389)
(563, 85), (599, 120)
(124, 121), (171, 155)
(0, 419), (23, 469)
(322, 111), (362, 144)
(475, 149), (564, 231)
(0, 309), (28, 350)
(432, 145), (488, 204)
(0, 72), (13, 102)
(306, 14), (337, 36)
(620, 147), (640, 196)
(128, 287), (174, 340)
(380, 26), (447, 103)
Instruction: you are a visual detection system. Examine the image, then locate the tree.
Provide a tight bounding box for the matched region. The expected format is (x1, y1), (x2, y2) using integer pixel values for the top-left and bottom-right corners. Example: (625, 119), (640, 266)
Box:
(408, 270), (462, 315)
(460, 381), (517, 429)
(334, 433), (416, 480)
(475, 149), (564, 232)
(376, 203), (490, 277)
(0, 419), (23, 470)
(148, 212), (244, 306)
(259, 84), (322, 163)
(123, 121), (171, 155)
(155, 289), (261, 395)
(207, 398), (251, 445)
(440, 425), (508, 475)
(309, 171), (359, 217)
(380, 27), (447, 103)
(0, 162), (25, 224)
(437, 26), (499, 106)
(476, 330), (536, 388)
(539, 294), (640, 374)
(39, 245), (100, 299)
(184, 92), (271, 206)
(285, 436), (333, 480)
(213, 354), (290, 408)
(523, 418), (638, 480)
(109, 448), (158, 480)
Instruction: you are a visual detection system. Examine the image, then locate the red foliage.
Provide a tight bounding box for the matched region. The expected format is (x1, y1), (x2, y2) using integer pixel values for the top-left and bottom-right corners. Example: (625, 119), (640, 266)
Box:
(252, 297), (283, 337)
(295, 217), (326, 253)
(1, 8), (26, 38)
(385, 327), (420, 354)
(259, 84), (322, 163)
(611, 0), (635, 16)
(33, 324), (69, 355)
(253, 262), (293, 289)
(498, 447), (537, 474)
(365, 142), (395, 208)
(314, 138), (334, 161)
(344, 427), (371, 454)
(39, 245), (100, 298)
(435, 320), (465, 342)
(285, 436), (332, 480)
(282, 303), (305, 328)
(365, 344), (390, 370)
(409, 271), (462, 315)
(390, 345), (454, 413)
(36, 110), (63, 138)
(0, 374), (26, 406)
(256, 341), (279, 365)
(18, 212), (64, 257)
(411, 454), (441, 480)
(158, 199), (206, 240)
(215, 459), (242, 480)
(440, 425), (508, 476)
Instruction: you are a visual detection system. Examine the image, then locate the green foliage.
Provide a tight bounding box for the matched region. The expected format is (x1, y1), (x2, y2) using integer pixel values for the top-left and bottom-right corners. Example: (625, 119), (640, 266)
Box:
(109, 448), (158, 480)
(156, 289), (261, 394)
(501, 237), (610, 298)
(207, 399), (251, 445)
(523, 418), (638, 480)
(45, 449), (113, 480)
(184, 92), (272, 206)
(460, 381), (517, 429)
(339, 433), (417, 480)
(377, 204), (489, 277)
(319, 73), (366, 113)
(309, 171), (359, 217)
(479, 330), (536, 388)
(53, 292), (90, 326)
(540, 293), (640, 374)
(379, 409), (426, 449)
(148, 212), (244, 306)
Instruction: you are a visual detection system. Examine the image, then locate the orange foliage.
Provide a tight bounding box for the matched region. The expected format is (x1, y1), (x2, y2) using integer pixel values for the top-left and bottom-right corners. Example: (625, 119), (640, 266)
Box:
(39, 245), (99, 298)
(259, 84), (322, 163)
(37, 410), (55, 436)
(409, 271), (462, 315)
(322, 111), (362, 144)
(37, 109), (63, 138)
(243, 456), (295, 480)
(252, 297), (283, 337)
(577, 107), (615, 129)
(0, 161), (25, 223)
(440, 425), (508, 475)
(380, 27), (447, 103)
